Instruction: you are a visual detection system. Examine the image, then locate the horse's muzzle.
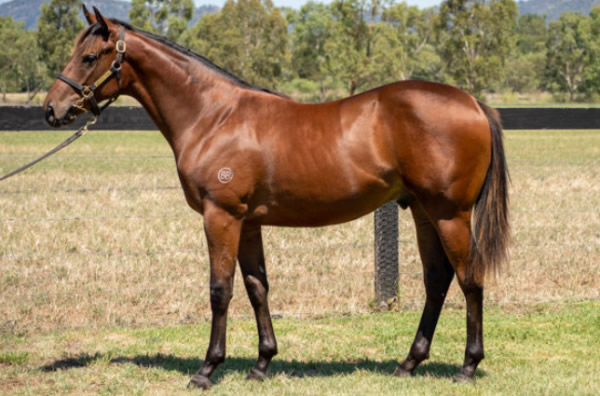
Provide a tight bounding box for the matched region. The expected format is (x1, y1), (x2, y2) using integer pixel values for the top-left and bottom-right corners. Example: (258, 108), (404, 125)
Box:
(45, 103), (82, 128)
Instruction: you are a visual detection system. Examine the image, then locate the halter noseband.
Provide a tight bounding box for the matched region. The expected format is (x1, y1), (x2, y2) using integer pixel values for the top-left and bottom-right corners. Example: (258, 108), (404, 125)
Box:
(57, 26), (126, 117)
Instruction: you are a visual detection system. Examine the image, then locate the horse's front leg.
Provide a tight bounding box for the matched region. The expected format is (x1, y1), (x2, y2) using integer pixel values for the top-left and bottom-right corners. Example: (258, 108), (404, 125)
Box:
(237, 223), (277, 381)
(188, 202), (243, 390)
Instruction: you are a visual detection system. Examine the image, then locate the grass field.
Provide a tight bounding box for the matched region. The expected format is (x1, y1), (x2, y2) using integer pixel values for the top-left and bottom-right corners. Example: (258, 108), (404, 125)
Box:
(1, 128), (599, 394)
(0, 302), (598, 395)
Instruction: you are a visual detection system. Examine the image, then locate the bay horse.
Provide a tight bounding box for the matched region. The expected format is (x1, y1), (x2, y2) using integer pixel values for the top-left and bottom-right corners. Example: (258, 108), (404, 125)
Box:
(43, 6), (510, 388)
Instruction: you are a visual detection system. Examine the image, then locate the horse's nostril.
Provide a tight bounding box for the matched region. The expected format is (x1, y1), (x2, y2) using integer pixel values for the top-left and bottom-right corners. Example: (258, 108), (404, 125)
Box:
(46, 104), (56, 124)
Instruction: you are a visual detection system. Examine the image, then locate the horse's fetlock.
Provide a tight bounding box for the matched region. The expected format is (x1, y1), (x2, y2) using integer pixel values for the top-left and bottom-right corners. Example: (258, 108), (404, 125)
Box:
(410, 338), (430, 362)
(466, 344), (484, 363)
(206, 348), (226, 365)
(259, 339), (278, 358)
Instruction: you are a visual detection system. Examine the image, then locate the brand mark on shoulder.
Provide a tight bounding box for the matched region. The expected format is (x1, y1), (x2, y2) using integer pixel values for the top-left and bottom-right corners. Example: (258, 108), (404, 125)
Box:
(217, 167), (234, 184)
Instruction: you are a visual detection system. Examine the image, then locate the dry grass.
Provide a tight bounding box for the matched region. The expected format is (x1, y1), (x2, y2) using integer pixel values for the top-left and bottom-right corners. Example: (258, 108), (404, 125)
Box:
(0, 129), (599, 336)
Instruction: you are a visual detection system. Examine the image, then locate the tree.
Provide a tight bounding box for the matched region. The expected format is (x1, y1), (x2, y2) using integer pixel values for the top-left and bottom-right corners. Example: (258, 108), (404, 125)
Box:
(504, 51), (545, 93)
(13, 24), (46, 99)
(324, 0), (385, 96)
(37, 0), (84, 79)
(436, 0), (518, 97)
(0, 18), (31, 99)
(584, 6), (600, 97)
(376, 2), (440, 82)
(516, 13), (547, 54)
(1, 19), (22, 95)
(182, 0), (288, 89)
(289, 1), (336, 100)
(129, 0), (194, 43)
(544, 12), (593, 101)
(505, 13), (547, 93)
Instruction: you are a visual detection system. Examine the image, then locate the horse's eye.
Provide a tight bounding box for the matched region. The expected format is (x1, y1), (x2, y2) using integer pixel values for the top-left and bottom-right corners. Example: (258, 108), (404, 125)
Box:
(82, 54), (97, 65)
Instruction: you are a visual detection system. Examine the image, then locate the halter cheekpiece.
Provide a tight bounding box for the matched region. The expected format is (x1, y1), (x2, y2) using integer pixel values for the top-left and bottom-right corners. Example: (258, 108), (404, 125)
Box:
(57, 25), (126, 116)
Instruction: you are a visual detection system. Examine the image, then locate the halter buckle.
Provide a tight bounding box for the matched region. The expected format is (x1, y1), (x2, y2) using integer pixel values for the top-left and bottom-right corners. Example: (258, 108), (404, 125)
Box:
(116, 40), (126, 54)
(81, 86), (94, 99)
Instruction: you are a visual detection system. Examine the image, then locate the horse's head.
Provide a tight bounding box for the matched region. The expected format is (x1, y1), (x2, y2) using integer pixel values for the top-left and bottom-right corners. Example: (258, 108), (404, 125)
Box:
(43, 5), (126, 127)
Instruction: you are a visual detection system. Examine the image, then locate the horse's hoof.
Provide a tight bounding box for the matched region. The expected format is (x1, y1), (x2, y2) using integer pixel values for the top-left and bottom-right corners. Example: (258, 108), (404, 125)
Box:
(453, 372), (474, 384)
(187, 374), (212, 390)
(246, 367), (267, 381)
(393, 366), (413, 377)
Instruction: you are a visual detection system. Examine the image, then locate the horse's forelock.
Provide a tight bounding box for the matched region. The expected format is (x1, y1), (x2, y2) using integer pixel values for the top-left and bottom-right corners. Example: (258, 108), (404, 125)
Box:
(76, 24), (95, 45)
(72, 23), (111, 56)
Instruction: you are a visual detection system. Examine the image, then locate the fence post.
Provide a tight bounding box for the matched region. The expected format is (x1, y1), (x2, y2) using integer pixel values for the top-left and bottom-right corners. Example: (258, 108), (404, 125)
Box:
(374, 201), (398, 310)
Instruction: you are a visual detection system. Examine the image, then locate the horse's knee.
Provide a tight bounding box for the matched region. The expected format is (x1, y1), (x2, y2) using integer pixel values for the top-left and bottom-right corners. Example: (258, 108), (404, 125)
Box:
(210, 281), (232, 312)
(243, 275), (268, 305)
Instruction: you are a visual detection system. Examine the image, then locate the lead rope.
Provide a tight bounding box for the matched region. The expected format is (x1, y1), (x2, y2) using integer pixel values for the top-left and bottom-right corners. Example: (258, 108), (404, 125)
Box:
(0, 116), (97, 182)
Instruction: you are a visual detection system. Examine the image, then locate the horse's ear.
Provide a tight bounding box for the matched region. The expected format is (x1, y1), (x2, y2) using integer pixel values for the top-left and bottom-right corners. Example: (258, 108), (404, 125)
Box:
(93, 6), (109, 38)
(82, 4), (95, 25)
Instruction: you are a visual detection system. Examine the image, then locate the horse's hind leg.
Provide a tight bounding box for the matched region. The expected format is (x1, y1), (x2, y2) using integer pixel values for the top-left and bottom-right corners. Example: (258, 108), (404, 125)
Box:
(395, 204), (454, 376)
(435, 212), (484, 382)
(237, 223), (278, 381)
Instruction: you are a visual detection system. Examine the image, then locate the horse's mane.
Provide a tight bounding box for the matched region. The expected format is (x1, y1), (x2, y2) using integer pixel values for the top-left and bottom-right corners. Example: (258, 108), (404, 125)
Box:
(109, 19), (288, 98)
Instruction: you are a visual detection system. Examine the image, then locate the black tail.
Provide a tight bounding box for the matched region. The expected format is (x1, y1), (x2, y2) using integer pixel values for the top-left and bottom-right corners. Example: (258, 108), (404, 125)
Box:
(470, 101), (511, 279)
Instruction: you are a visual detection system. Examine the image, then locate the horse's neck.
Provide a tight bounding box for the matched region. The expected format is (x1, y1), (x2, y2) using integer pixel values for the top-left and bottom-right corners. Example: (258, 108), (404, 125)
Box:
(123, 33), (240, 154)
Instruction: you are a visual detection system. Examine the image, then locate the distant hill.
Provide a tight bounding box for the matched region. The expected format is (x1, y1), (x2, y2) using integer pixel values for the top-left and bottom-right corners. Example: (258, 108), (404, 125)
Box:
(518, 0), (600, 20)
(0, 0), (219, 30)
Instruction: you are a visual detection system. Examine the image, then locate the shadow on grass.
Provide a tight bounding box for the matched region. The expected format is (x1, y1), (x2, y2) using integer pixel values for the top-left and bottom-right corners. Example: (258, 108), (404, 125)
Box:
(39, 352), (485, 381)
(39, 352), (103, 372)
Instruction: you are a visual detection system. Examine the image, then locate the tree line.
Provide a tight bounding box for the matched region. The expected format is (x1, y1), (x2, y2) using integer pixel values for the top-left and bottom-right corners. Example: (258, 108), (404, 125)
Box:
(1, 0), (600, 103)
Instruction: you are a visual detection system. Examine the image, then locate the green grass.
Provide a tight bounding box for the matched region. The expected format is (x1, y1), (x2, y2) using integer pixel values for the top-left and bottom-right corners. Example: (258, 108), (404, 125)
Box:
(0, 351), (29, 366)
(0, 302), (598, 395)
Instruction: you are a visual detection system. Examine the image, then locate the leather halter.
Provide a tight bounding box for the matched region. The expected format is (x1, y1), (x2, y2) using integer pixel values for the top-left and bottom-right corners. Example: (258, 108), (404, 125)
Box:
(57, 26), (126, 116)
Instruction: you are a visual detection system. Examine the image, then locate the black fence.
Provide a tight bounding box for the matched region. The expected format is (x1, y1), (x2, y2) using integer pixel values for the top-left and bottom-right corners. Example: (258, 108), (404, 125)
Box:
(0, 106), (154, 131)
(2, 106), (600, 130)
